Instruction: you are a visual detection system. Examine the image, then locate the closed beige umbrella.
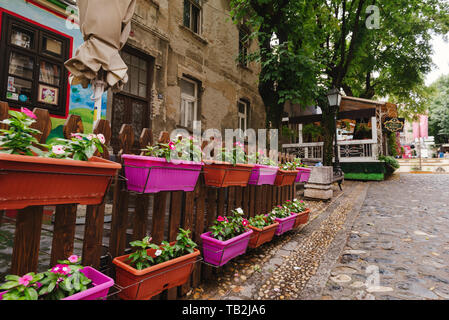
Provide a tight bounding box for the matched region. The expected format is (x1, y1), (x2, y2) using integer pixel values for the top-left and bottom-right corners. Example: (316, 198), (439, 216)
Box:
(65, 0), (136, 122)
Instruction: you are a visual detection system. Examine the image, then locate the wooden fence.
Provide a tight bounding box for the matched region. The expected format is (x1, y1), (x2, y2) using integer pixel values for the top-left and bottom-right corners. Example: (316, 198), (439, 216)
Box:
(0, 102), (298, 300)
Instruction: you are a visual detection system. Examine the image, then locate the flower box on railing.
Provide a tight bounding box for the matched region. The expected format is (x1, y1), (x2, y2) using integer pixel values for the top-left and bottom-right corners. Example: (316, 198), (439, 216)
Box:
(274, 169), (299, 187)
(248, 222), (279, 248)
(203, 161), (254, 188)
(274, 213), (298, 236)
(295, 167), (312, 183)
(292, 208), (311, 229)
(0, 154), (121, 210)
(248, 164), (278, 185)
(121, 154), (202, 193)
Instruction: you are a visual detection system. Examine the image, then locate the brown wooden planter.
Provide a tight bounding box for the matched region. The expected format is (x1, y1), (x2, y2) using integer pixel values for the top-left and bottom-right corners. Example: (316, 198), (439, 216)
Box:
(292, 208), (311, 229)
(0, 154), (121, 210)
(203, 161), (254, 187)
(248, 222), (279, 248)
(112, 245), (200, 300)
(274, 169), (299, 186)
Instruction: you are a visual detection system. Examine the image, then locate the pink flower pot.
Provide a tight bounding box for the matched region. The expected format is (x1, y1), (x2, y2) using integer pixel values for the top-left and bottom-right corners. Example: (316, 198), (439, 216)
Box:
(0, 267), (114, 300)
(274, 213), (298, 235)
(248, 164), (278, 185)
(200, 230), (253, 266)
(122, 155), (202, 193)
(295, 167), (312, 183)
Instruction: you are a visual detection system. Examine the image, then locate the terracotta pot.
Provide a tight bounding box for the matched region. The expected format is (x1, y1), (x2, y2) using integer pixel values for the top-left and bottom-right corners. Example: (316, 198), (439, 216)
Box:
(203, 161), (254, 187)
(0, 154), (121, 210)
(248, 222), (279, 248)
(112, 245), (200, 300)
(274, 169), (299, 186)
(292, 208), (311, 229)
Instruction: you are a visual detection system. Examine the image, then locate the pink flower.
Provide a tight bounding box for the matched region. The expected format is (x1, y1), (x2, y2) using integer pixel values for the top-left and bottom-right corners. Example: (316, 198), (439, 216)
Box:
(96, 133), (106, 144)
(169, 141), (176, 150)
(258, 149), (264, 155)
(21, 107), (37, 119)
(86, 134), (95, 141)
(71, 133), (83, 140)
(286, 200), (291, 202)
(52, 145), (65, 155)
(224, 217), (229, 223)
(18, 275), (33, 287)
(68, 255), (79, 263)
(217, 216), (225, 222)
(51, 264), (71, 275)
(242, 219), (249, 227)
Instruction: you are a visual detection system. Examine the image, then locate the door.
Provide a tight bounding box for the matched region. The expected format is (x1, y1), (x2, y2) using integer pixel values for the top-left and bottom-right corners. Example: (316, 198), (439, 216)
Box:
(111, 46), (153, 154)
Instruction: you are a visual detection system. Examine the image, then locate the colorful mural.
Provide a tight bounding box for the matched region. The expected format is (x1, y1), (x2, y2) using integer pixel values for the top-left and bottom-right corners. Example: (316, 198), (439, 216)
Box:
(0, 0), (108, 141)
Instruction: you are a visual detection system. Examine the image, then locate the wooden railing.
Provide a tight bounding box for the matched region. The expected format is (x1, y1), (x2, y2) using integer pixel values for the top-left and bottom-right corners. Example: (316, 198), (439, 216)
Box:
(0, 102), (298, 300)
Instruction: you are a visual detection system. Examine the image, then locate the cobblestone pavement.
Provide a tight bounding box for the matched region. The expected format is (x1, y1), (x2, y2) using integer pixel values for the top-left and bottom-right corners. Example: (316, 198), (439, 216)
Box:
(316, 173), (449, 300)
(187, 173), (449, 300)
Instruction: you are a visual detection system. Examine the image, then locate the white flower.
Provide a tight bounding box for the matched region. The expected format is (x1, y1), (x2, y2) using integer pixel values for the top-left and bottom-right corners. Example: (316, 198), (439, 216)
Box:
(236, 208), (243, 214)
(97, 133), (106, 144)
(155, 249), (162, 256)
(293, 198), (297, 202)
(86, 134), (95, 141)
(52, 145), (65, 155)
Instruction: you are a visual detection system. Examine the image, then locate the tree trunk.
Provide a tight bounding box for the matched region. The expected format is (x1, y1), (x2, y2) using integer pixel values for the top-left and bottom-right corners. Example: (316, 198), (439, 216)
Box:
(321, 103), (337, 166)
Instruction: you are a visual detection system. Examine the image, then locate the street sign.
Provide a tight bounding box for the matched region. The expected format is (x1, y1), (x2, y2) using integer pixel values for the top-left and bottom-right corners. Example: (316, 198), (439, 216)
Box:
(383, 117), (405, 132)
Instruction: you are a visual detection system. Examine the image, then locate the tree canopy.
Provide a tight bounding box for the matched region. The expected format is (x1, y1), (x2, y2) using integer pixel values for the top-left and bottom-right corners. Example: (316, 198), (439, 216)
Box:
(428, 74), (449, 145)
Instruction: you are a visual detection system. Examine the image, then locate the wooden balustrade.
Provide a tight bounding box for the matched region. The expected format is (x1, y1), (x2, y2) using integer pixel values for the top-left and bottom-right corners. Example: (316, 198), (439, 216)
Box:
(0, 101), (298, 300)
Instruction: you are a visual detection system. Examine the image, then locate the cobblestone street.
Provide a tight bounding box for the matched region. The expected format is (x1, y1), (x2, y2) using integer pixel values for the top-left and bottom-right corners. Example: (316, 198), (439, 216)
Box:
(188, 174), (449, 300)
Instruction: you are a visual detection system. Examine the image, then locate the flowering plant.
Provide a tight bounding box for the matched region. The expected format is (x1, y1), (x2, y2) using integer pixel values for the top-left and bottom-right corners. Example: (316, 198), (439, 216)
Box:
(127, 228), (197, 270)
(247, 149), (277, 166)
(248, 214), (276, 229)
(282, 198), (306, 213)
(292, 158), (308, 168)
(0, 109), (48, 156)
(38, 255), (91, 300)
(269, 205), (291, 219)
(279, 162), (298, 170)
(143, 136), (203, 163)
(48, 133), (105, 161)
(0, 255), (91, 300)
(209, 208), (250, 241)
(217, 141), (248, 165)
(0, 272), (44, 300)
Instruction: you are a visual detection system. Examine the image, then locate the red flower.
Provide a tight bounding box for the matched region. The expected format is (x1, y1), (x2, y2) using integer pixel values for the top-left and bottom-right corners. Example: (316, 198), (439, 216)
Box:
(242, 218), (249, 227)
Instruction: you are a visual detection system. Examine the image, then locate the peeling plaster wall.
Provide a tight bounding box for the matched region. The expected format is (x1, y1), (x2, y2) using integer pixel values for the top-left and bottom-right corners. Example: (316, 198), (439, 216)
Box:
(127, 0), (266, 138)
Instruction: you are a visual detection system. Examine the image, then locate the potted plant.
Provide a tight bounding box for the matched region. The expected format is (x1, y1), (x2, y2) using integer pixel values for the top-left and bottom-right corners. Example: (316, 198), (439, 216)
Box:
(0, 255), (114, 300)
(290, 158), (312, 183)
(122, 136), (203, 193)
(203, 142), (254, 187)
(283, 199), (311, 229)
(247, 150), (279, 185)
(0, 109), (121, 210)
(274, 162), (299, 187)
(247, 214), (279, 248)
(112, 228), (200, 300)
(270, 205), (298, 236)
(200, 208), (253, 266)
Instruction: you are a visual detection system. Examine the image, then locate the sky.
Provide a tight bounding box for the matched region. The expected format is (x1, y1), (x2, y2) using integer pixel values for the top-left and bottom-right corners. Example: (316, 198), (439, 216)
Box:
(425, 34), (449, 86)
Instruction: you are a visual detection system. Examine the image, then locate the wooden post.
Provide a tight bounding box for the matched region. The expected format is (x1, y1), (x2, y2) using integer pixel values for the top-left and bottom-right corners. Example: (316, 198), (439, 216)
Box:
(83, 119), (112, 268)
(192, 178), (206, 288)
(202, 187), (217, 280)
(10, 206), (44, 275)
(180, 190), (195, 296)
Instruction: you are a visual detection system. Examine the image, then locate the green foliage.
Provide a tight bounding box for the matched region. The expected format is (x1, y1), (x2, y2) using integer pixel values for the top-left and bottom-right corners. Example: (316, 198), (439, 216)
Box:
(247, 150), (276, 166)
(127, 228), (197, 271)
(387, 132), (399, 157)
(143, 136), (203, 163)
(269, 205), (291, 219)
(302, 123), (324, 142)
(0, 272), (43, 300)
(282, 198), (306, 214)
(428, 74), (449, 144)
(248, 214), (276, 229)
(0, 109), (48, 156)
(379, 155), (400, 169)
(49, 133), (105, 161)
(209, 208), (250, 241)
(216, 142), (248, 165)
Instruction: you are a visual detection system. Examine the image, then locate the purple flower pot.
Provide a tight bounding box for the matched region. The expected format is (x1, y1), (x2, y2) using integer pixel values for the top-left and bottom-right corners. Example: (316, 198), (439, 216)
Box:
(200, 230), (253, 266)
(122, 155), (203, 193)
(248, 164), (278, 185)
(0, 267), (114, 300)
(274, 213), (298, 236)
(295, 167), (312, 183)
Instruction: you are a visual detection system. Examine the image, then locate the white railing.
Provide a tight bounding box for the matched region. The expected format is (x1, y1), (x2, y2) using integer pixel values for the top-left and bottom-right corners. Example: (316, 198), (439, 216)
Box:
(283, 139), (378, 162)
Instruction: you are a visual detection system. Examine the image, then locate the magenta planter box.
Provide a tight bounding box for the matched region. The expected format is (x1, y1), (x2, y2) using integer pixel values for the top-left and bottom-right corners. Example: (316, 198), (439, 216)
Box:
(122, 155), (202, 193)
(295, 167), (312, 183)
(0, 267), (114, 300)
(200, 230), (253, 266)
(248, 164), (278, 185)
(274, 213), (298, 235)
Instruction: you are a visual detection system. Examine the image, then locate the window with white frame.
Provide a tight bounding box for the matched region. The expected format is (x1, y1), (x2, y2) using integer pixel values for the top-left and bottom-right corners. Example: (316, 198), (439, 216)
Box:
(238, 99), (249, 133)
(183, 0), (201, 34)
(179, 78), (198, 129)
